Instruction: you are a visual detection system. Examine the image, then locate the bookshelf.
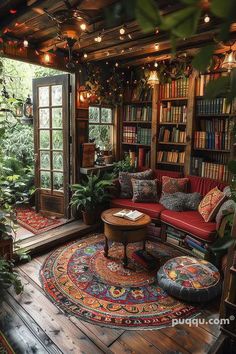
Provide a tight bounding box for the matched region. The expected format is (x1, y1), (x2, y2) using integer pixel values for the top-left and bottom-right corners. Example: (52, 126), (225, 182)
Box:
(156, 77), (191, 172)
(119, 69), (235, 182)
(191, 72), (235, 183)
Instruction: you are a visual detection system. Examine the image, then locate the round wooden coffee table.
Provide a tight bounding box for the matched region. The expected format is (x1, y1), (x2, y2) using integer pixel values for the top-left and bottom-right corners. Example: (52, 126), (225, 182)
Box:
(101, 208), (151, 267)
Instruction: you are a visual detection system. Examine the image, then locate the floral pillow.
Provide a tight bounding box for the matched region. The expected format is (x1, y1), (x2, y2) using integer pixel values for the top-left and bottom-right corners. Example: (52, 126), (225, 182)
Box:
(162, 176), (189, 195)
(198, 187), (227, 222)
(131, 179), (159, 203)
(119, 169), (153, 198)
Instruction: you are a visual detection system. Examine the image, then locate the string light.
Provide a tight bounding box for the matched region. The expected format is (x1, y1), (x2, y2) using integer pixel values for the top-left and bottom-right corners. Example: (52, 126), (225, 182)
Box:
(83, 53), (88, 58)
(154, 61), (158, 67)
(128, 34), (132, 39)
(115, 62), (119, 67)
(119, 26), (125, 35)
(154, 43), (159, 50)
(23, 39), (28, 48)
(119, 36), (124, 41)
(43, 53), (51, 64)
(156, 28), (159, 34)
(80, 23), (86, 31)
(94, 34), (102, 42)
(204, 14), (210, 23)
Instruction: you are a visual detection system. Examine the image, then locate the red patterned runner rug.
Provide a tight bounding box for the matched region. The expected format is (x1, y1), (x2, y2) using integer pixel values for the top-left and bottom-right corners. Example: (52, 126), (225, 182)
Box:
(15, 206), (66, 234)
(0, 331), (15, 354)
(40, 233), (200, 330)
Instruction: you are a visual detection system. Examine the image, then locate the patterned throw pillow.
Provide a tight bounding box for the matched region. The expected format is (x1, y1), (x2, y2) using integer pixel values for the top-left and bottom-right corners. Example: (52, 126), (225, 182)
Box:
(160, 192), (202, 211)
(131, 179), (159, 203)
(162, 176), (189, 195)
(119, 169), (153, 198)
(198, 187), (227, 222)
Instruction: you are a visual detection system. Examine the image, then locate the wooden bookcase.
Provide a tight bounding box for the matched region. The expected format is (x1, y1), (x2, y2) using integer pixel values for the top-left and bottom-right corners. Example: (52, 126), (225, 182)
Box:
(119, 70), (235, 182)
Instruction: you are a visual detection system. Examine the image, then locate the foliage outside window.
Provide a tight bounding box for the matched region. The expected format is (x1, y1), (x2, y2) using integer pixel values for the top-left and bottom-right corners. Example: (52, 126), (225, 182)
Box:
(89, 106), (113, 151)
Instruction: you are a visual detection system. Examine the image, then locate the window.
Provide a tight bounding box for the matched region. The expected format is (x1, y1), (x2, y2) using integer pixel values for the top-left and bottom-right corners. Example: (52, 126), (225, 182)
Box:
(89, 106), (113, 150)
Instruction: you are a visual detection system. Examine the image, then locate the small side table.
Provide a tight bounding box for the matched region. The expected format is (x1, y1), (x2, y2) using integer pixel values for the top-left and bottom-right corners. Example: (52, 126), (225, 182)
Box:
(101, 208), (151, 267)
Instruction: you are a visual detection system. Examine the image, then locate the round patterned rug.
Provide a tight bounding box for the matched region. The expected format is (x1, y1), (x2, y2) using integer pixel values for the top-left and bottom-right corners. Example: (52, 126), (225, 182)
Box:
(40, 234), (199, 330)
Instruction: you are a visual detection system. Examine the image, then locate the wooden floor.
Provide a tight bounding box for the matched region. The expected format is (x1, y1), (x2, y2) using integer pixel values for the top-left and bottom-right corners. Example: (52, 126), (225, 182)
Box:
(0, 238), (222, 354)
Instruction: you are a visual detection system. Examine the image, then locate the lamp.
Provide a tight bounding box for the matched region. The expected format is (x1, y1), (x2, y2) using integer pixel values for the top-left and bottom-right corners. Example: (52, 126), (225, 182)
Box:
(221, 50), (236, 71)
(24, 95), (33, 119)
(148, 71), (159, 86)
(15, 100), (24, 117)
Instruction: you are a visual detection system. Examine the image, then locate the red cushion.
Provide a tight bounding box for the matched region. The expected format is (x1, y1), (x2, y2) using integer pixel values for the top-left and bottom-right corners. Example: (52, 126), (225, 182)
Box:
(161, 210), (217, 242)
(111, 199), (165, 220)
(187, 175), (227, 195)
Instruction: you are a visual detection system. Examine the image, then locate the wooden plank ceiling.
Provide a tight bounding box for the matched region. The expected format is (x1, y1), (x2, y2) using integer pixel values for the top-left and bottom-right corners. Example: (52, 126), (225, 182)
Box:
(0, 0), (235, 68)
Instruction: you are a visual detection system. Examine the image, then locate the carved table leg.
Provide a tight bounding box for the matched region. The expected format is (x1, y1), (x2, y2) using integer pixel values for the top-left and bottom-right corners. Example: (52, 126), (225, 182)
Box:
(104, 236), (109, 257)
(123, 241), (128, 267)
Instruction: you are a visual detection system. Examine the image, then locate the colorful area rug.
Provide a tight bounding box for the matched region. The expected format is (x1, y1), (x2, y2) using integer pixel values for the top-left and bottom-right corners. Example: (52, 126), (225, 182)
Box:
(16, 206), (66, 234)
(40, 234), (199, 330)
(0, 331), (15, 354)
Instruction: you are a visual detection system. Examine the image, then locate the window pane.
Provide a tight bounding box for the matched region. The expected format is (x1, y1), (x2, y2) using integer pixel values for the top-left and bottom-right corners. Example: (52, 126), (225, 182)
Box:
(40, 151), (50, 169)
(51, 85), (62, 106)
(39, 108), (50, 128)
(40, 130), (50, 149)
(38, 86), (49, 107)
(52, 130), (63, 150)
(101, 108), (112, 123)
(53, 152), (63, 170)
(40, 171), (51, 189)
(52, 107), (62, 128)
(89, 106), (100, 123)
(53, 172), (63, 190)
(89, 125), (112, 149)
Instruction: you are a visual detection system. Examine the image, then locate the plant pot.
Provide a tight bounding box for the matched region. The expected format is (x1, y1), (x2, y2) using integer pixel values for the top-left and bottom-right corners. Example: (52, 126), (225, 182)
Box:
(82, 211), (98, 225)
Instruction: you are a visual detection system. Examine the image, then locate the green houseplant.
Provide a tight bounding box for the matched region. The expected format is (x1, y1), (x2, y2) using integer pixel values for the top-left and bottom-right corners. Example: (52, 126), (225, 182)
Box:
(70, 173), (115, 225)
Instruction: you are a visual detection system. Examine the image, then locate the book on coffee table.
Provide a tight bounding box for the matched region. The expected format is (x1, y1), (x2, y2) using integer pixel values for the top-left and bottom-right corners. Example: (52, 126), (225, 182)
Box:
(113, 209), (144, 221)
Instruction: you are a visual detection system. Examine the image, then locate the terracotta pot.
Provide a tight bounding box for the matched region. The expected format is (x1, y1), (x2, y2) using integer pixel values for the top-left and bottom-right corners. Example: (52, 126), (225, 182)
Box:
(82, 211), (98, 225)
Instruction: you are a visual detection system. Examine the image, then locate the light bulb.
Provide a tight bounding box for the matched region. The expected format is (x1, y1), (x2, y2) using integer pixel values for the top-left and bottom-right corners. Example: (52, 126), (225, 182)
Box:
(154, 61), (158, 67)
(120, 27), (125, 35)
(115, 62), (119, 67)
(44, 53), (50, 63)
(80, 23), (86, 31)
(23, 39), (28, 48)
(95, 35), (102, 42)
(154, 43), (159, 50)
(83, 53), (88, 58)
(128, 34), (132, 39)
(204, 14), (210, 23)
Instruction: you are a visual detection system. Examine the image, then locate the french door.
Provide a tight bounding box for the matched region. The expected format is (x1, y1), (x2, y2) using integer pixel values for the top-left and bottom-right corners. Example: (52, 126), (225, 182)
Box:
(33, 75), (70, 218)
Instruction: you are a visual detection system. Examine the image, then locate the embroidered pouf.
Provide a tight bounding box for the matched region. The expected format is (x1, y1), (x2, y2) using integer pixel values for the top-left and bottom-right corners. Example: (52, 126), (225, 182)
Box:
(157, 256), (221, 303)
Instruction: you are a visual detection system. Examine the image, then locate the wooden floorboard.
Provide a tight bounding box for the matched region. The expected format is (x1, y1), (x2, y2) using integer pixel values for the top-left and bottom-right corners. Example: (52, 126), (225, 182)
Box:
(2, 237), (221, 354)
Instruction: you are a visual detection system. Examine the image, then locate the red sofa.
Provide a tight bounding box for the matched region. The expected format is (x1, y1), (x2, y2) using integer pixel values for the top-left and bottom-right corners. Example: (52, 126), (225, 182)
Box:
(111, 170), (227, 246)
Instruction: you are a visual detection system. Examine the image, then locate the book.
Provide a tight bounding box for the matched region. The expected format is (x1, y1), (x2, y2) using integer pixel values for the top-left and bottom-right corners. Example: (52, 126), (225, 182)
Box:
(113, 209), (144, 221)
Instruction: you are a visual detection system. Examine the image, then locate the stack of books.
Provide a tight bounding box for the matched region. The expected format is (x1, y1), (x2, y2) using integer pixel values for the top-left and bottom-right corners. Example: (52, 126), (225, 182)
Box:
(196, 98), (231, 115)
(123, 126), (136, 143)
(137, 127), (151, 145)
(132, 250), (158, 271)
(159, 127), (186, 143)
(194, 131), (231, 150)
(124, 105), (152, 122)
(138, 147), (151, 168)
(184, 235), (208, 259)
(147, 223), (161, 239)
(166, 226), (185, 246)
(160, 103), (187, 123)
(196, 73), (226, 96)
(160, 78), (189, 98)
(157, 150), (185, 164)
(191, 157), (229, 182)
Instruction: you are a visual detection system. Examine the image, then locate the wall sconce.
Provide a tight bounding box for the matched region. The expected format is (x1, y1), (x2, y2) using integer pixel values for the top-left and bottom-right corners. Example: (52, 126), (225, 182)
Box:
(221, 50), (236, 71)
(15, 100), (24, 117)
(24, 95), (33, 119)
(148, 70), (159, 87)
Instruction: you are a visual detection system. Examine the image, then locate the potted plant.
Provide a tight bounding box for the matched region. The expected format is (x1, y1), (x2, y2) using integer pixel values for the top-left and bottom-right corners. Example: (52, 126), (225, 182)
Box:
(70, 173), (115, 225)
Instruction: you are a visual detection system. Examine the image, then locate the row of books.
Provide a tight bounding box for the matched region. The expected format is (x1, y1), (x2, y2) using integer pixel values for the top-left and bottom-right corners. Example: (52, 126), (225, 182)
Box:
(157, 150), (185, 164)
(159, 78), (189, 99)
(194, 131), (231, 151)
(160, 103), (187, 123)
(124, 105), (152, 122)
(124, 85), (152, 103)
(196, 73), (225, 97)
(191, 157), (230, 182)
(127, 149), (150, 168)
(198, 118), (231, 132)
(123, 126), (151, 145)
(158, 127), (186, 143)
(196, 98), (231, 115)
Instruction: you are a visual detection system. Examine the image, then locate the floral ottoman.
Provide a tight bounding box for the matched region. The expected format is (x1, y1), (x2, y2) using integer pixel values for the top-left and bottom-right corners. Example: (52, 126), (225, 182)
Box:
(157, 256), (221, 302)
